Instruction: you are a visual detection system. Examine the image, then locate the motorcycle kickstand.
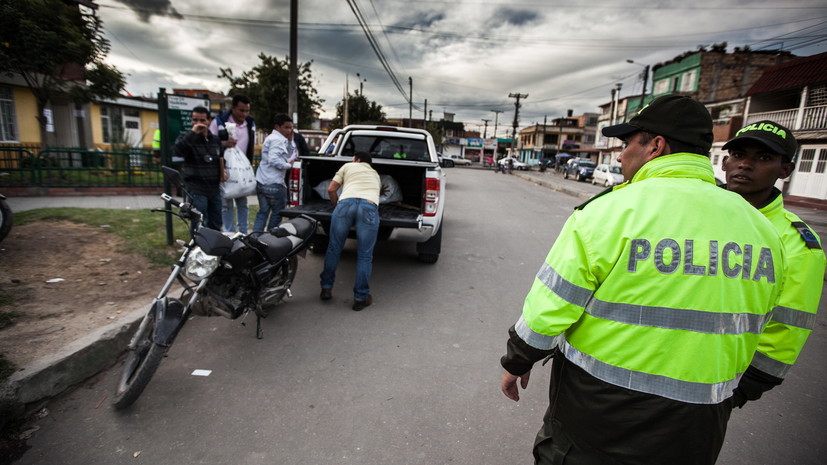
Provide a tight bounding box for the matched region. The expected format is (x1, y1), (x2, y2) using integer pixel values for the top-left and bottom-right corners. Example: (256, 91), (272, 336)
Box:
(254, 303), (266, 340)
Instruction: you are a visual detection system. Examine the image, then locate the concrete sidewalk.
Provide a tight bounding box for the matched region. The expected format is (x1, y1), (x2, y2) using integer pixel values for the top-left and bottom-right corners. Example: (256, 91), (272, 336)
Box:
(5, 193), (259, 213)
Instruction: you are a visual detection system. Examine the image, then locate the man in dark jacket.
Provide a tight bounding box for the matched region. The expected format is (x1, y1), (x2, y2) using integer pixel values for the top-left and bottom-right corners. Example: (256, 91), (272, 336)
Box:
(175, 106), (224, 230)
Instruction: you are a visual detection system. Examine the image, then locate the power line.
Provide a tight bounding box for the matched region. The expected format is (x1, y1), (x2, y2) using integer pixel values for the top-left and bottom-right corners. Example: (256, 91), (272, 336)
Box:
(345, 0), (421, 110)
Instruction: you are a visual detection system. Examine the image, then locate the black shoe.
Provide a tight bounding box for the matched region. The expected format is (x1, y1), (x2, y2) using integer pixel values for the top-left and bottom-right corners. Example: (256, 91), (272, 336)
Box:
(320, 288), (332, 301)
(352, 295), (373, 311)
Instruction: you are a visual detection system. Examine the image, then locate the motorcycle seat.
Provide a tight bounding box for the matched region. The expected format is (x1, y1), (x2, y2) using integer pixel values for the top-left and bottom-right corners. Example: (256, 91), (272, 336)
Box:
(271, 217), (314, 241)
(255, 233), (298, 262)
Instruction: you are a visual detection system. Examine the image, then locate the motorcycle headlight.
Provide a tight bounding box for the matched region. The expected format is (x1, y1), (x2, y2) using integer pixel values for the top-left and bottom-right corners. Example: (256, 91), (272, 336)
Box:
(183, 247), (221, 282)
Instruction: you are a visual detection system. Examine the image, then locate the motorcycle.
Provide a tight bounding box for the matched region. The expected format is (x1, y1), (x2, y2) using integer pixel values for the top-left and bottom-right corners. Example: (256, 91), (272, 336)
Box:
(113, 167), (317, 409)
(0, 194), (12, 243)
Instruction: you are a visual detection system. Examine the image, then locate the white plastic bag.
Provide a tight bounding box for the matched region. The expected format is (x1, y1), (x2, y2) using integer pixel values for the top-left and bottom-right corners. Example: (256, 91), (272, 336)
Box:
(312, 175), (402, 204)
(379, 174), (403, 204)
(220, 147), (256, 199)
(313, 179), (342, 200)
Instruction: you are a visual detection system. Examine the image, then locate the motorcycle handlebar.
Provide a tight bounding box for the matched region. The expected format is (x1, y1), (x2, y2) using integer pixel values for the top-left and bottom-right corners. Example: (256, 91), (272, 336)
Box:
(157, 194), (203, 224)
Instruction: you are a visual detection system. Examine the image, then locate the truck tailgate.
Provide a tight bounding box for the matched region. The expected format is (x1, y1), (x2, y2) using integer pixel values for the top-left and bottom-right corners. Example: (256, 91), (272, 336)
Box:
(281, 200), (421, 228)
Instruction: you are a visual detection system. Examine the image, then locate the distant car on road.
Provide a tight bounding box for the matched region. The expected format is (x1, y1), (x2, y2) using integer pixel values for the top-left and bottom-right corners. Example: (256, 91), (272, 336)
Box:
(498, 157), (529, 171)
(592, 164), (624, 187)
(438, 153), (455, 168)
(447, 155), (472, 166)
(563, 159), (596, 182)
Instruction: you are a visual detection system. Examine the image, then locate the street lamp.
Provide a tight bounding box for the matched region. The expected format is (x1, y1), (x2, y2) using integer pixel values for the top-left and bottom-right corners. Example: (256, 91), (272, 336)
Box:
(356, 73), (367, 96)
(626, 59), (650, 112)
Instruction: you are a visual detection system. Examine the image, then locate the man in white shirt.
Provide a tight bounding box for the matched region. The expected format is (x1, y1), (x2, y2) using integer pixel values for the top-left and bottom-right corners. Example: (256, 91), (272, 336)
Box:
(253, 114), (296, 236)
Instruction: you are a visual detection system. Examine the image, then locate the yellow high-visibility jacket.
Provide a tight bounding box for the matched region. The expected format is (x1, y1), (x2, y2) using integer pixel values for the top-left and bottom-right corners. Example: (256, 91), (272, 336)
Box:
(751, 190), (825, 377)
(511, 153), (785, 404)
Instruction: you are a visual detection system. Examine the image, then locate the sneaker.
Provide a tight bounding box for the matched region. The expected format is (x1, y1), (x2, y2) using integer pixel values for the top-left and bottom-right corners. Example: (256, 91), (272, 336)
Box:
(352, 295), (373, 311)
(320, 288), (332, 301)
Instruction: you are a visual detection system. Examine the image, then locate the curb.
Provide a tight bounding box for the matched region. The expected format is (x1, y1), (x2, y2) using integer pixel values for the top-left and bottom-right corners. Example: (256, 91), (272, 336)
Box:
(512, 171), (597, 200)
(0, 306), (147, 430)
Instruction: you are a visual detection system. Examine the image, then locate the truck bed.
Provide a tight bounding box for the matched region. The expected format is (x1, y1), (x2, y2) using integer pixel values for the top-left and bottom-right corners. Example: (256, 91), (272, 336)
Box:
(279, 156), (429, 229)
(281, 199), (422, 228)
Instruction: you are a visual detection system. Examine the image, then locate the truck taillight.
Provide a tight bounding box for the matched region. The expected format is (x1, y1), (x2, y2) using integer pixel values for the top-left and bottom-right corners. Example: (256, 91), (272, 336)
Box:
(423, 178), (440, 217)
(289, 168), (301, 205)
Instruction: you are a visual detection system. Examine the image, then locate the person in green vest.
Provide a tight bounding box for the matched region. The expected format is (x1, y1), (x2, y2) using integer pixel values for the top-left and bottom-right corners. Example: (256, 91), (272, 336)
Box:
(152, 128), (161, 166)
(500, 95), (785, 464)
(721, 120), (825, 408)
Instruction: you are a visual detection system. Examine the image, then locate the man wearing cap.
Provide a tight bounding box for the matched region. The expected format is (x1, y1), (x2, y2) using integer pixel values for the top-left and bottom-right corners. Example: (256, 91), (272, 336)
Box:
(499, 95), (785, 464)
(722, 121), (825, 410)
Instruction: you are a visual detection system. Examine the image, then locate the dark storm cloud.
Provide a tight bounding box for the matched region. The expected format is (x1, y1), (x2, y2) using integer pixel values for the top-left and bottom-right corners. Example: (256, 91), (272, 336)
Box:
(397, 11), (446, 29)
(114, 0), (182, 22)
(493, 8), (541, 27)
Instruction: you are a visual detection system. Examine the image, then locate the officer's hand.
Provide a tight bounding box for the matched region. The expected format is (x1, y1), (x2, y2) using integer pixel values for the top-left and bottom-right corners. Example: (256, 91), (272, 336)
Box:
(501, 369), (530, 402)
(220, 169), (228, 182)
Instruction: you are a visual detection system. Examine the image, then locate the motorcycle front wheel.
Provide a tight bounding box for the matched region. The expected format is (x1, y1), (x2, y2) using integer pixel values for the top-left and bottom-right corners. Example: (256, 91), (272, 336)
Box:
(113, 309), (167, 409)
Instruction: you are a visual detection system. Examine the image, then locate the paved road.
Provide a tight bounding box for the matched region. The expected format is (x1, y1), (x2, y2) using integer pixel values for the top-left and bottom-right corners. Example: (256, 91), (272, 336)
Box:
(10, 167), (827, 464)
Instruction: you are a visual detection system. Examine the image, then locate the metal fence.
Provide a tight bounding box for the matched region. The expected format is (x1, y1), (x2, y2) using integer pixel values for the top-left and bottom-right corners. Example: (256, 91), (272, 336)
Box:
(0, 145), (164, 188)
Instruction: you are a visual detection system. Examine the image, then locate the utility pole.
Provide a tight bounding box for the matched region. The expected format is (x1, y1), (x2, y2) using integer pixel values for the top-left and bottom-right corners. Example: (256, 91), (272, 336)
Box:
(481, 119), (490, 139)
(288, 0), (298, 124)
(424, 99), (428, 126)
(491, 109), (503, 141)
(541, 115), (547, 161)
(639, 65), (650, 111)
(508, 93), (528, 159)
(408, 77), (413, 128)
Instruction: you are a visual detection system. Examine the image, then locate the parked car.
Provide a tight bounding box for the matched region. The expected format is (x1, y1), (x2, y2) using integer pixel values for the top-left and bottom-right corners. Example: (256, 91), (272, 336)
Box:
(447, 154), (472, 166)
(563, 159), (596, 181)
(592, 164), (624, 187)
(438, 153), (454, 168)
(498, 157), (529, 170)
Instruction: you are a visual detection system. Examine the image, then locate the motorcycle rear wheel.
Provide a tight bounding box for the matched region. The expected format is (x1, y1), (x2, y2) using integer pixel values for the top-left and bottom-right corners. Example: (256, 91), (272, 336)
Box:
(113, 311), (167, 409)
(260, 256), (298, 310)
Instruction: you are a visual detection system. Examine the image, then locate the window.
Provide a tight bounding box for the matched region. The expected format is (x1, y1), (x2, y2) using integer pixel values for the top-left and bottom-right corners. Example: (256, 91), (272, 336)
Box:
(808, 84), (827, 107)
(0, 86), (18, 142)
(100, 106), (124, 143)
(816, 149), (827, 174)
(653, 79), (669, 95)
(680, 70), (697, 92)
(345, 135), (429, 161)
(799, 149), (815, 173)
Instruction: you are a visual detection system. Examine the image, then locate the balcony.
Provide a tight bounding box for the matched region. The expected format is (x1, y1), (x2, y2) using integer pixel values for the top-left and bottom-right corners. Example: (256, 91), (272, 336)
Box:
(746, 105), (827, 131)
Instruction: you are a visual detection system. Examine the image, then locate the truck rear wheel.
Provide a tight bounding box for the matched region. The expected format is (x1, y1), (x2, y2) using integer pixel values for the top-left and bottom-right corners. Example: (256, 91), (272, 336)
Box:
(418, 253), (439, 264)
(416, 224), (442, 264)
(309, 235), (329, 254)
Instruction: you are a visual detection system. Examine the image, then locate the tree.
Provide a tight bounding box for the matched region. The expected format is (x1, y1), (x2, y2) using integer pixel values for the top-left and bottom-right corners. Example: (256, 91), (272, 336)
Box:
(0, 0), (126, 146)
(219, 54), (323, 131)
(331, 92), (386, 128)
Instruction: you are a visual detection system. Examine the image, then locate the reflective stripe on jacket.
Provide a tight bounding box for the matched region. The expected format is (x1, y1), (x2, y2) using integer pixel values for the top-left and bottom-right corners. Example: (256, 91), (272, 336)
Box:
(515, 153), (785, 404)
(750, 191), (825, 377)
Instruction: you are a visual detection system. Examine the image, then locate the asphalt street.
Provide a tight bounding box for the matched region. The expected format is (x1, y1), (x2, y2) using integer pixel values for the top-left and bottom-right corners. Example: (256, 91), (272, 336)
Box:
(6, 166), (827, 464)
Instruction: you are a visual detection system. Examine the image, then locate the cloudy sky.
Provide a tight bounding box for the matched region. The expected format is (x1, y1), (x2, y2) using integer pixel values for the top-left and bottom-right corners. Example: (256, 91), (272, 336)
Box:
(96, 0), (826, 136)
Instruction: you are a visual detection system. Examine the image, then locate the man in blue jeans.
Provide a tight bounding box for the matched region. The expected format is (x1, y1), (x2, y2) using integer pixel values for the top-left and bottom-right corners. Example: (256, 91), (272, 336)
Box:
(320, 151), (381, 311)
(253, 114), (296, 236)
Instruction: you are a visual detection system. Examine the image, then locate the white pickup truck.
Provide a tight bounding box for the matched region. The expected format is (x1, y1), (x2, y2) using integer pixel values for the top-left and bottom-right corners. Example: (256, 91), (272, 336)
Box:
(279, 125), (446, 263)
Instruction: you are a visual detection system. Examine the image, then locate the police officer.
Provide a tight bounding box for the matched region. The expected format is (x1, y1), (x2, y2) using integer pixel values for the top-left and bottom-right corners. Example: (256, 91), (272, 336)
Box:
(500, 95), (785, 464)
(722, 120), (825, 407)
